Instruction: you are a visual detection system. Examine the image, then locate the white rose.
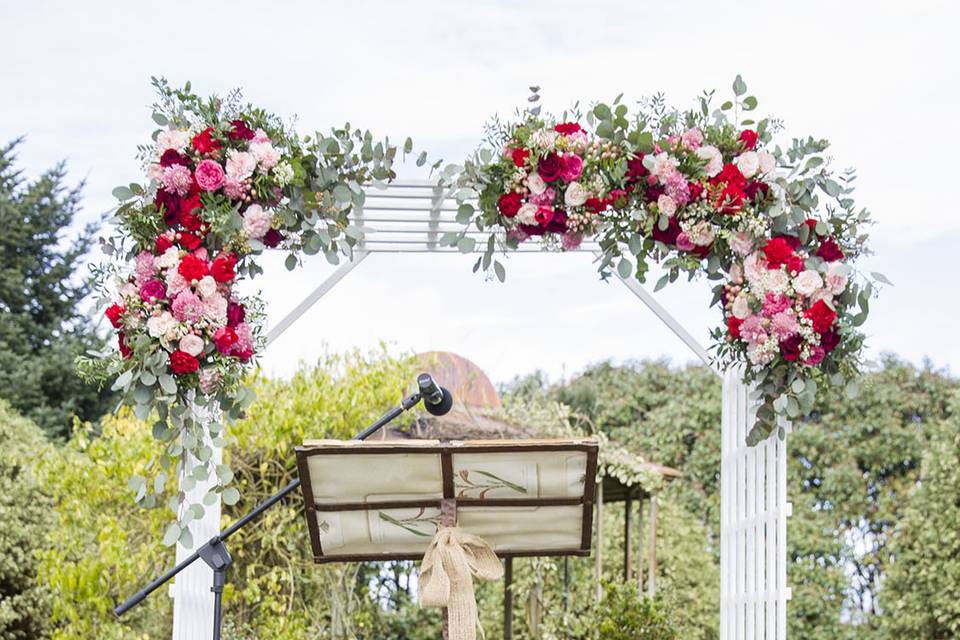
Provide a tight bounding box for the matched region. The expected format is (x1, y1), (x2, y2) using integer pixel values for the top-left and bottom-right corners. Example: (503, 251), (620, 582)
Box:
(757, 151), (776, 176)
(687, 221), (715, 246)
(824, 262), (849, 295)
(657, 194), (677, 217)
(735, 151), (760, 179)
(564, 182), (588, 207)
(516, 203), (538, 226)
(196, 276), (217, 298)
(794, 269), (824, 297)
(179, 334), (205, 357)
(156, 247), (181, 270)
(696, 145), (724, 177)
(225, 150), (256, 181)
(766, 269), (789, 293)
(744, 253), (768, 290)
(526, 172), (547, 195)
(146, 312), (176, 339)
(731, 294), (751, 319)
(728, 263), (744, 284)
(729, 232), (754, 256)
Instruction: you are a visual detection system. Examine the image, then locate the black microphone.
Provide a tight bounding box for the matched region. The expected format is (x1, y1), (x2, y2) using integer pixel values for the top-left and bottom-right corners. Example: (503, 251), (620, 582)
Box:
(417, 373), (453, 416)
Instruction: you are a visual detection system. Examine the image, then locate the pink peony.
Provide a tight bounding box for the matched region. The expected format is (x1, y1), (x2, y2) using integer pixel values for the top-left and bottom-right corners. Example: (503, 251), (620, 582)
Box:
(762, 292), (791, 317)
(242, 204), (272, 240)
(740, 315), (768, 345)
(232, 322), (254, 361)
(134, 251), (157, 284)
(162, 164), (193, 196)
(139, 279), (166, 303)
(171, 290), (204, 323)
(249, 142), (280, 172)
(202, 292), (228, 327)
(559, 154), (584, 182)
(252, 128), (271, 144)
(824, 263), (848, 295)
(194, 159), (225, 191)
(165, 269), (191, 297)
(769, 310), (800, 340)
(657, 194), (677, 217)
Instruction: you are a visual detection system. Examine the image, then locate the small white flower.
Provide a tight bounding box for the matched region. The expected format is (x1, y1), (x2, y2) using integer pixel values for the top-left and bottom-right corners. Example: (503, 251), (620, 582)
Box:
(272, 161), (294, 187)
(564, 182), (588, 207)
(735, 151), (760, 179)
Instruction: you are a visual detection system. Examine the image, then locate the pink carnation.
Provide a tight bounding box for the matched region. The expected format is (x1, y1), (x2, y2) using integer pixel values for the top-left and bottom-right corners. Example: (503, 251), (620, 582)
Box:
(171, 290), (204, 323)
(134, 251), (157, 283)
(681, 128), (704, 150)
(762, 292), (791, 317)
(223, 176), (245, 200)
(202, 292), (228, 327)
(769, 310), (800, 340)
(664, 172), (691, 206)
(740, 315), (768, 345)
(560, 154), (584, 182)
(162, 164), (193, 196)
(232, 322), (254, 361)
(194, 159), (225, 191)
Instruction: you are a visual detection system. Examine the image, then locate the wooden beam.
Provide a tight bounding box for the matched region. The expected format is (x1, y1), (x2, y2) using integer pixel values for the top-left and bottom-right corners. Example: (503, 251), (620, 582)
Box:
(595, 477), (604, 602)
(504, 557), (514, 640)
(637, 496), (644, 594)
(624, 491), (633, 582)
(648, 492), (658, 598)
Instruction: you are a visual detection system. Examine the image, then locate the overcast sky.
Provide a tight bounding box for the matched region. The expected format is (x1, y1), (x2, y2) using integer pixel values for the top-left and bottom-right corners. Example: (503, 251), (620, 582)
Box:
(2, 0), (957, 385)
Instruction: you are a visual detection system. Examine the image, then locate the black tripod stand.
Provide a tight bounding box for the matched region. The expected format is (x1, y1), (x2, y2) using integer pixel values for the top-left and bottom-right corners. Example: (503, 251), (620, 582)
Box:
(115, 375), (452, 640)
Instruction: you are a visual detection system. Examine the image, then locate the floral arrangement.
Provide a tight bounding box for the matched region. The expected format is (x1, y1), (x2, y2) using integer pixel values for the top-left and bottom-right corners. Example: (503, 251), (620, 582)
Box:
(81, 79), (411, 545)
(446, 78), (886, 444)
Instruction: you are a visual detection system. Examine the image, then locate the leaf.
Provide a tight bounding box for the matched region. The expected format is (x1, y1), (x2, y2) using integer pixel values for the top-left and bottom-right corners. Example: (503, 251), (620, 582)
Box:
(617, 257), (632, 279)
(332, 185), (352, 203)
(162, 522), (181, 546)
(733, 74), (747, 96)
(653, 273), (670, 292)
(112, 185), (134, 201)
(152, 113), (169, 126)
(720, 101), (733, 111)
(403, 137), (413, 153)
(871, 271), (893, 286)
(111, 369), (134, 392)
(456, 204), (475, 223)
(158, 374), (177, 395)
(742, 96), (758, 110)
(494, 261), (506, 283)
(791, 378), (806, 394)
(222, 487), (240, 506)
(457, 237), (476, 253)
(284, 254), (298, 271)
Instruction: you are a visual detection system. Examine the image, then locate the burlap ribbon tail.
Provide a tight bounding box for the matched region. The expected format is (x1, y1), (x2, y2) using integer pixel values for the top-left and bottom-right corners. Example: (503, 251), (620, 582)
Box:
(418, 526), (504, 640)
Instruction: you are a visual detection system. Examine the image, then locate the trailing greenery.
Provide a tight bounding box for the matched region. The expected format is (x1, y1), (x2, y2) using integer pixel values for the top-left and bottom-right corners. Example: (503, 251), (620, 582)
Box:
(0, 139), (115, 438)
(0, 400), (53, 640)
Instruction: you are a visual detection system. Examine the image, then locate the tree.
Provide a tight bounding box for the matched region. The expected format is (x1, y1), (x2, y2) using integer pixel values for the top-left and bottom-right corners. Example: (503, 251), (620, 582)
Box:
(0, 139), (114, 438)
(879, 393), (960, 639)
(0, 400), (53, 640)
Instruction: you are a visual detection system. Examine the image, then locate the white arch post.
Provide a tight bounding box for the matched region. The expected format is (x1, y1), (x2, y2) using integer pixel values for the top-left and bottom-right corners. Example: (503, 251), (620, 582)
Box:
(170, 179), (790, 639)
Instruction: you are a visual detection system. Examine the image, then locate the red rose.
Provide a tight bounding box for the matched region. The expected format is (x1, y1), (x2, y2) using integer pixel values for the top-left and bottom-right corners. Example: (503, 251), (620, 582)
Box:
(511, 148), (530, 168)
(154, 189), (181, 226)
(777, 235), (801, 250)
(651, 216), (681, 246)
(626, 154), (648, 182)
(534, 206), (555, 227)
(213, 327), (238, 354)
(105, 304), (125, 328)
(233, 347), (253, 362)
(546, 209), (568, 233)
(155, 234), (174, 254)
(804, 300), (837, 333)
(762, 237), (795, 269)
(160, 149), (191, 168)
(786, 254), (805, 275)
(178, 209), (202, 232)
(585, 197), (608, 214)
(537, 152), (563, 182)
(227, 119), (255, 141)
(191, 127), (221, 154)
(727, 316), (743, 339)
(780, 334), (803, 361)
(178, 232), (203, 251)
(714, 163), (747, 188)
(210, 252), (237, 283)
(554, 122), (583, 136)
(740, 129), (759, 150)
(498, 192), (523, 217)
(178, 253), (209, 282)
(227, 302), (245, 327)
(263, 228), (284, 248)
(169, 350), (199, 375)
(118, 332), (132, 359)
(716, 182), (746, 214)
(815, 237), (844, 262)
(821, 328), (841, 352)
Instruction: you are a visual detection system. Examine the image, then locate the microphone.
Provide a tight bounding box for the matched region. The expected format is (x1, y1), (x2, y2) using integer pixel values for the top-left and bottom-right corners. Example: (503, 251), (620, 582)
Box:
(417, 373), (454, 416)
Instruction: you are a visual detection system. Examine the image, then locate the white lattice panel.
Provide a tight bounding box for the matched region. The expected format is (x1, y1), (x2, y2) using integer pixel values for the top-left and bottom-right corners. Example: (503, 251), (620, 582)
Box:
(720, 368), (791, 640)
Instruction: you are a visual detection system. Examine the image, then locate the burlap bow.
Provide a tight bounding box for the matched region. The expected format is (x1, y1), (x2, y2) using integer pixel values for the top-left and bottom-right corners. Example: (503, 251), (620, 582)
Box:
(418, 526), (504, 640)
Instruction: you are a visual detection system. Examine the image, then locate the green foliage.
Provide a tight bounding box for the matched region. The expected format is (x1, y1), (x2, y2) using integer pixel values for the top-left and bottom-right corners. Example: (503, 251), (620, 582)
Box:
(0, 139), (115, 438)
(594, 584), (676, 640)
(0, 400), (53, 640)
(878, 394), (960, 638)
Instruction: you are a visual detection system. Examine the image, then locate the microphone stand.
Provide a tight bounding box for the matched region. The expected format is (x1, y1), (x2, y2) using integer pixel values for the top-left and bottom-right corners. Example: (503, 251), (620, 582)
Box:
(114, 389), (426, 639)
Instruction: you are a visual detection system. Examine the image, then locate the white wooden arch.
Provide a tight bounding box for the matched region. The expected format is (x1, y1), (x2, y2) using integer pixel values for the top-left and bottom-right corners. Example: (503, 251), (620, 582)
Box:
(170, 179), (791, 639)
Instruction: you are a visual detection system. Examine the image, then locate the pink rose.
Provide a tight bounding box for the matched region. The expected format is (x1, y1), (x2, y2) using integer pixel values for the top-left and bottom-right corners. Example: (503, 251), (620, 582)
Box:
(139, 279), (166, 303)
(560, 154), (584, 182)
(195, 159), (225, 191)
(178, 333), (205, 357)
